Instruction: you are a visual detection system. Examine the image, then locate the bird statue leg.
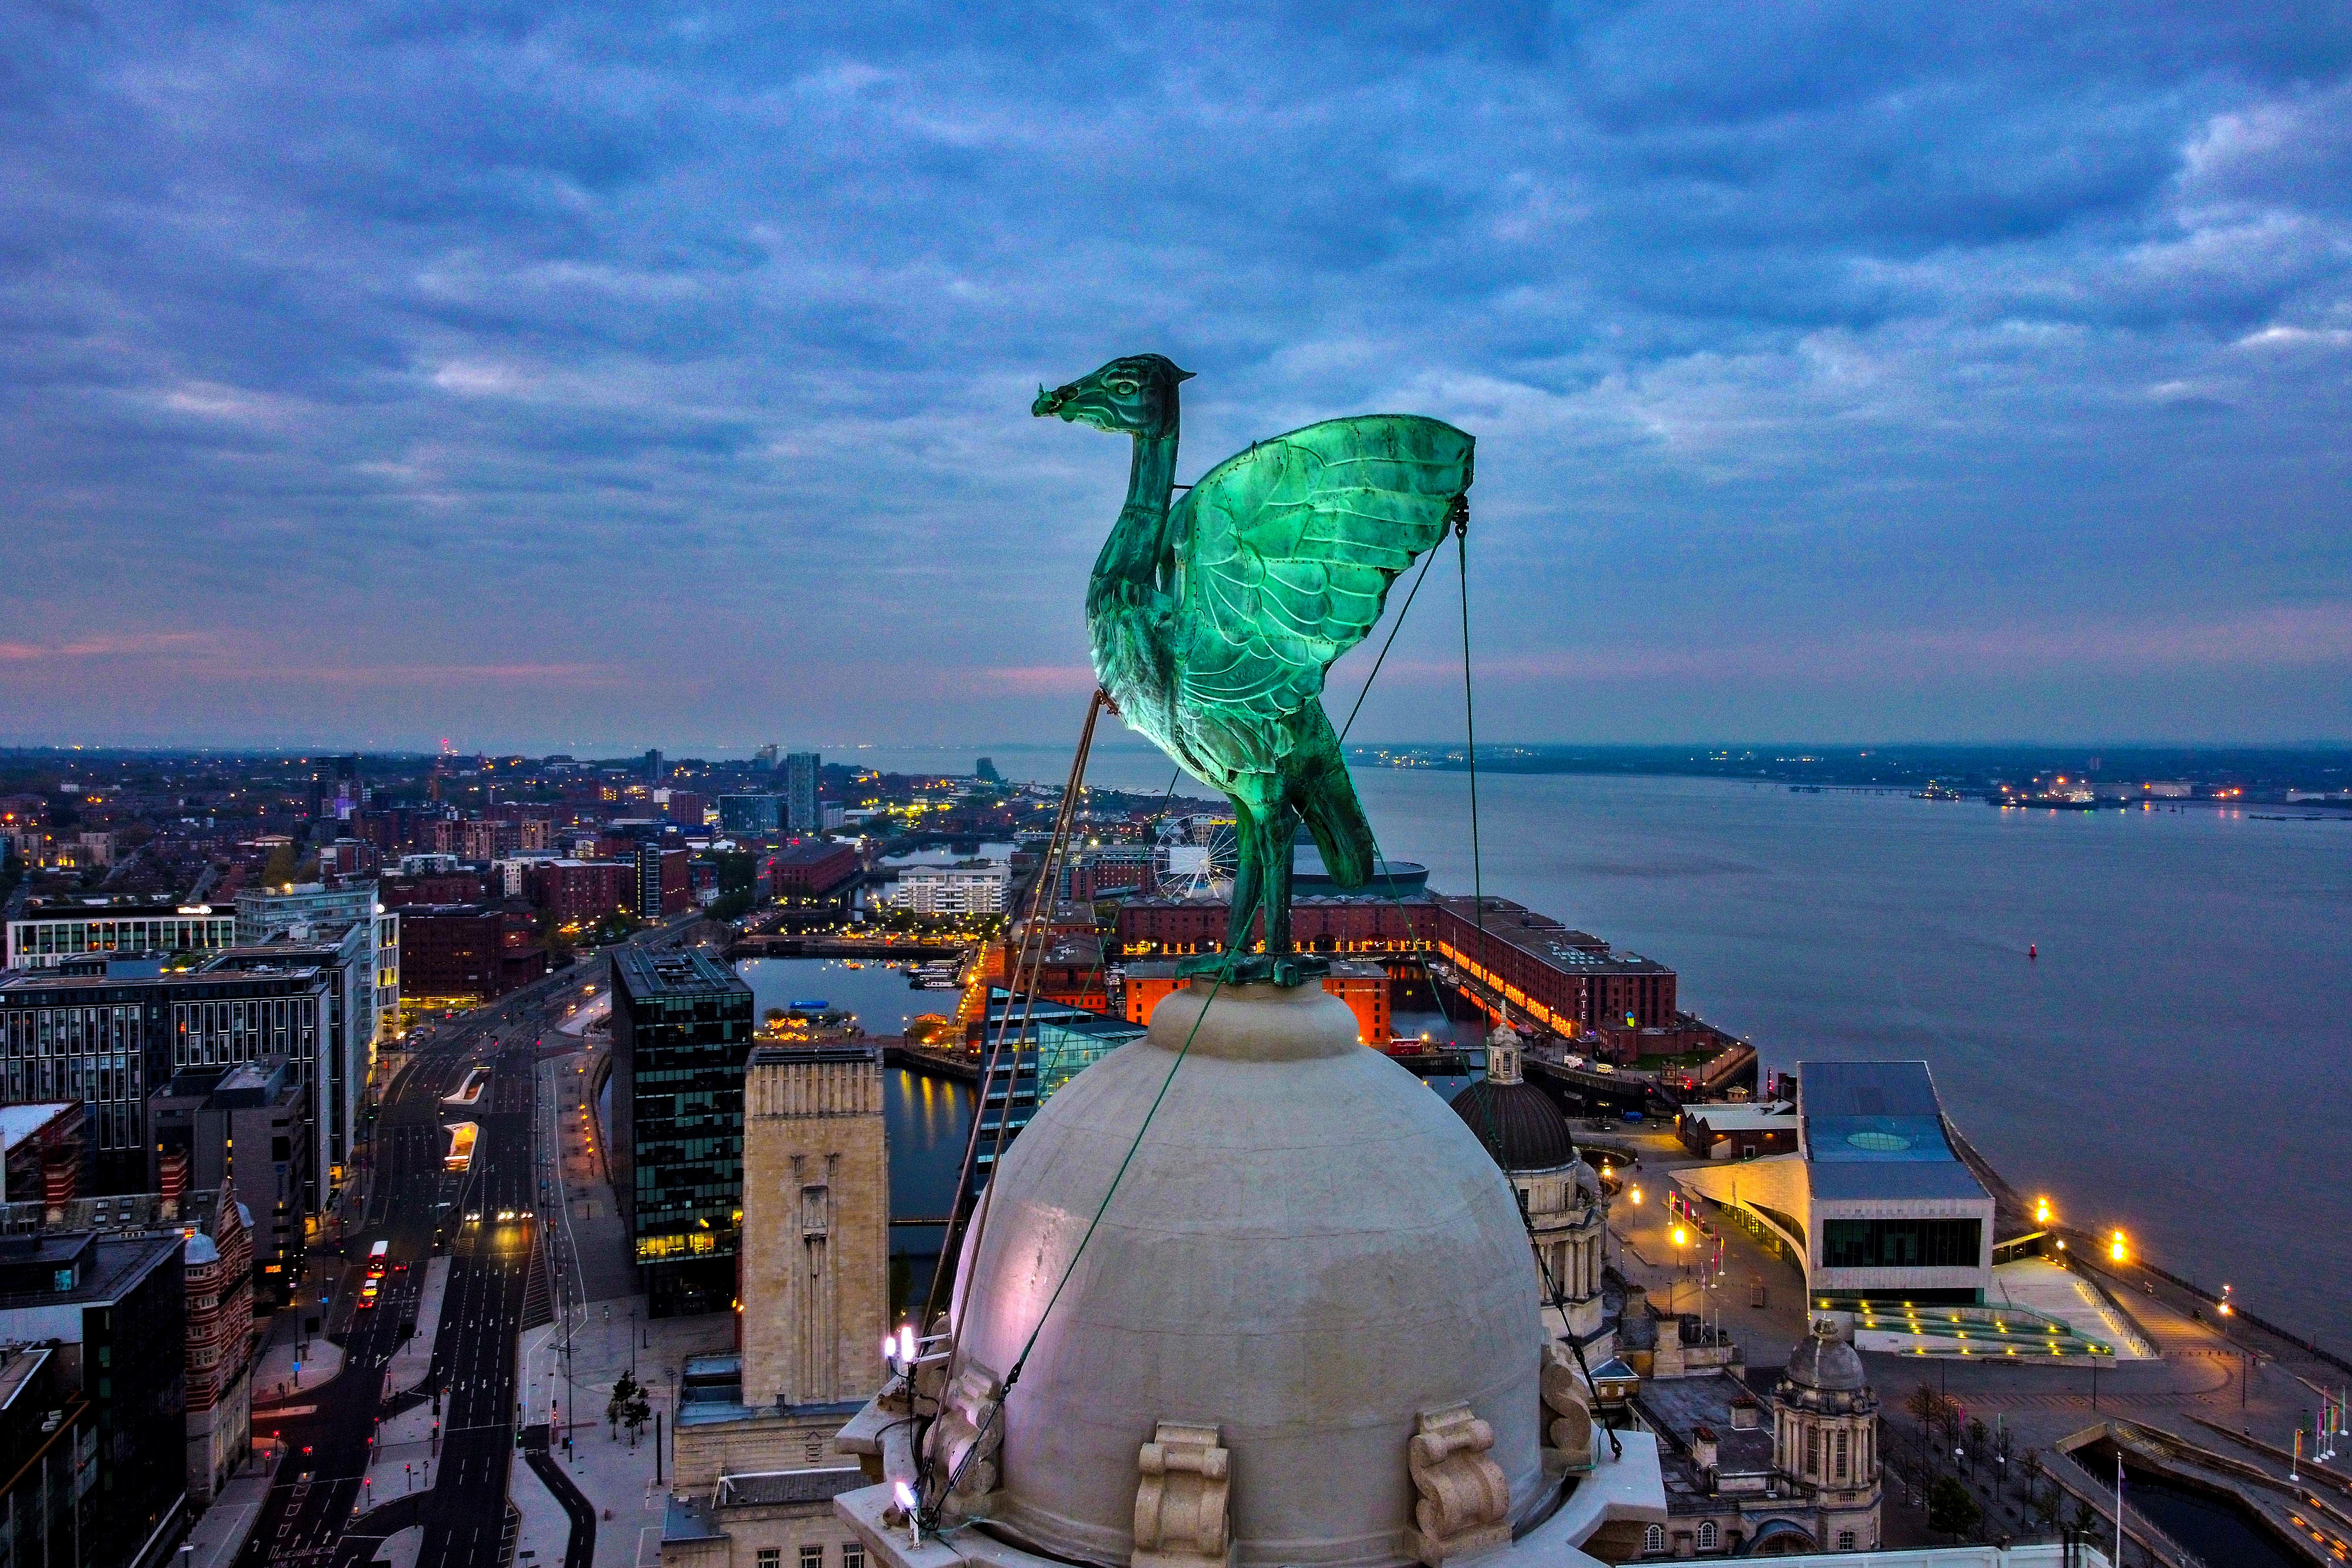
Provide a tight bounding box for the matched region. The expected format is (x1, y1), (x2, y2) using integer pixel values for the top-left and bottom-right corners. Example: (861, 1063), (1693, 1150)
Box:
(1227, 803), (1265, 959)
(1261, 802), (1299, 955)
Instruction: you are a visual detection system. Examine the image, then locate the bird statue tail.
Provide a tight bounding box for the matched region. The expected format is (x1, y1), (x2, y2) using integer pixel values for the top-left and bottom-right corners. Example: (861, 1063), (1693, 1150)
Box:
(1291, 741), (1378, 890)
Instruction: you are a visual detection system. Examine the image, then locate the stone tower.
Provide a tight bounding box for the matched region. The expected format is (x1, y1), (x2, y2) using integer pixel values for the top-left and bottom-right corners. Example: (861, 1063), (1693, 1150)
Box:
(1449, 1023), (1611, 1351)
(1771, 1318), (1883, 1553)
(739, 1042), (890, 1410)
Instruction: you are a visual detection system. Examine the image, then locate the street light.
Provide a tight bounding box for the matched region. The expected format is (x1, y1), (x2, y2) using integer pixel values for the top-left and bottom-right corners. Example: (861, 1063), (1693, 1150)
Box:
(2109, 1230), (2127, 1264)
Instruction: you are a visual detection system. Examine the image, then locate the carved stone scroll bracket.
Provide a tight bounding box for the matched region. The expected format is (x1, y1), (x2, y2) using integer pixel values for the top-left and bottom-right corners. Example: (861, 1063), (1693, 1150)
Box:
(924, 1361), (1004, 1523)
(1539, 1343), (1595, 1473)
(1131, 1420), (1233, 1568)
(1401, 1403), (1512, 1567)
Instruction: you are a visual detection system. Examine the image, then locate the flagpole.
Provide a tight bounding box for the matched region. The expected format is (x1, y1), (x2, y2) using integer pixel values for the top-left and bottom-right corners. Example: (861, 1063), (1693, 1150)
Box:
(2114, 1453), (2124, 1567)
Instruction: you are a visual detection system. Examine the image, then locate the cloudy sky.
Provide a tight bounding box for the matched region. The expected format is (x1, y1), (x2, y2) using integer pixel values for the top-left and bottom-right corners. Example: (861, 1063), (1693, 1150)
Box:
(5, 1), (2349, 754)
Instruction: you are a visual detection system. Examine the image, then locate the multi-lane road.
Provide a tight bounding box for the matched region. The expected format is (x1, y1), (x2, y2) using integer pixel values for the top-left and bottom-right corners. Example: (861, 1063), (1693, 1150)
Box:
(237, 920), (691, 1568)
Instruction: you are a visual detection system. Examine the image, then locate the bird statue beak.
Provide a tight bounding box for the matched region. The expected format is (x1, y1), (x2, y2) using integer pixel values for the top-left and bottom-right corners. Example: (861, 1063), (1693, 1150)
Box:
(1031, 385), (1067, 418)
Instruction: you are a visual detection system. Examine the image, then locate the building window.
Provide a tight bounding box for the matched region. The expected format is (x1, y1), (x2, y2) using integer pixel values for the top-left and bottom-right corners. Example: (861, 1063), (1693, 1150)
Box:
(1696, 1520), (1718, 1550)
(1838, 1530), (1856, 1550)
(841, 1548), (863, 1568)
(1835, 1429), (1849, 1480)
(1806, 1425), (1819, 1477)
(1821, 1216), (1982, 1269)
(799, 1548), (823, 1568)
(756, 1552), (779, 1568)
(1643, 1524), (1665, 1554)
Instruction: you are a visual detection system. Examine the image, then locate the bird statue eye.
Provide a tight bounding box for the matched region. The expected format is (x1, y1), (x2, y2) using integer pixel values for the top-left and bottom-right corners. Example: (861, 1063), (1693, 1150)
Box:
(1110, 380), (1138, 396)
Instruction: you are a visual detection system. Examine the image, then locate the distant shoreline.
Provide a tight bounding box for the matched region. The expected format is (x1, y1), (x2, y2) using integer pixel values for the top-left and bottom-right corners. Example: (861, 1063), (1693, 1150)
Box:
(1346, 743), (2352, 801)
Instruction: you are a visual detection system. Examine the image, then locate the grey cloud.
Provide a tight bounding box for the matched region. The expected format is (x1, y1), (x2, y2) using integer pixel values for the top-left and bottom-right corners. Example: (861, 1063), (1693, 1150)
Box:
(0, 0), (2347, 747)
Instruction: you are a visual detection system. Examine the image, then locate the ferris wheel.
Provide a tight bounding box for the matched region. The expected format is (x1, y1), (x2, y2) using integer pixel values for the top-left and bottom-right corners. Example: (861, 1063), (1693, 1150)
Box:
(1154, 814), (1238, 900)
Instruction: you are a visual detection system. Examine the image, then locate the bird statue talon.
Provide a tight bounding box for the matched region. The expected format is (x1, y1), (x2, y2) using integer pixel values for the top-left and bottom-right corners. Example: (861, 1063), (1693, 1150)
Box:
(1449, 495), (1470, 537)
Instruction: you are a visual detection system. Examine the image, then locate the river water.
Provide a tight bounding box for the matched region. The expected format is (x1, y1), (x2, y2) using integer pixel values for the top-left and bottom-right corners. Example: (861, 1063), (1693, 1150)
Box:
(753, 751), (2352, 1348)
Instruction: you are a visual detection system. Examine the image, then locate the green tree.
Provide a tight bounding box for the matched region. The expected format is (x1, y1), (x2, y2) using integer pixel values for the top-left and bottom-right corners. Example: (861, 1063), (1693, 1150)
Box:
(607, 1371), (640, 1439)
(1927, 1475), (1983, 1541)
(261, 841), (300, 888)
(624, 1385), (652, 1446)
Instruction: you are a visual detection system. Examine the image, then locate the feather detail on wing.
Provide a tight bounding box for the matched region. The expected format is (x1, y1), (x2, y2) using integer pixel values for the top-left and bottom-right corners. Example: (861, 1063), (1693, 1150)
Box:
(1173, 414), (1472, 728)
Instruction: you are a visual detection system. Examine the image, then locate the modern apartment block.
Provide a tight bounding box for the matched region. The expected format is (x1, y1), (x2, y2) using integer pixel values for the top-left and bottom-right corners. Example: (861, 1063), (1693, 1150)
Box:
(0, 1231), (188, 1568)
(206, 920), (381, 1215)
(783, 753), (821, 834)
(233, 881), (398, 1048)
(610, 947), (754, 1317)
(0, 963), (329, 1194)
(5, 900), (238, 971)
(878, 863), (1007, 915)
(148, 1059), (312, 1303)
(717, 794), (783, 835)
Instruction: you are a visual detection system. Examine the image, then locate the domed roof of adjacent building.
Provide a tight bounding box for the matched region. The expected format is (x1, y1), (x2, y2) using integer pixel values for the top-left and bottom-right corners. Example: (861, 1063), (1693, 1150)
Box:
(184, 1233), (220, 1266)
(1449, 1079), (1578, 1173)
(1782, 1319), (1867, 1393)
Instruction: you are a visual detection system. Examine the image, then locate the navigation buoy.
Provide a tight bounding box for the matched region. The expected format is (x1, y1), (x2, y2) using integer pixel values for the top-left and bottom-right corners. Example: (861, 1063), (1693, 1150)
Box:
(2028, 944), (2037, 959)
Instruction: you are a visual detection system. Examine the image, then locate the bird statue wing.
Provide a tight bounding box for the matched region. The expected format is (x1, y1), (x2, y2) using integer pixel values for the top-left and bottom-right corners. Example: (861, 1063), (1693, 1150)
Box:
(1174, 413), (1472, 728)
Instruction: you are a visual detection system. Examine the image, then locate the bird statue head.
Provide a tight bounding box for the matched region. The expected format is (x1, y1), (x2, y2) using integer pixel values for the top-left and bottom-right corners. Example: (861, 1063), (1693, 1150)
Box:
(1032, 354), (1194, 439)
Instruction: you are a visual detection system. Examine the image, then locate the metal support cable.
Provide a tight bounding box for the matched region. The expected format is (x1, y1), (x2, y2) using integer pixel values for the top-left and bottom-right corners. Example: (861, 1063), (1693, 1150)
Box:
(1456, 516), (1485, 941)
(924, 954), (1235, 1526)
(1338, 545), (1442, 745)
(966, 697), (1109, 1267)
(918, 690), (1105, 1334)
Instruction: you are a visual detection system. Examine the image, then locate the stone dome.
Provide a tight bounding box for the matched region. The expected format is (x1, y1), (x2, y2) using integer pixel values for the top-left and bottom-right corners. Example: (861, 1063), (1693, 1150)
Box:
(184, 1232), (220, 1267)
(1448, 1080), (1577, 1174)
(948, 981), (1544, 1568)
(1776, 1320), (1872, 1413)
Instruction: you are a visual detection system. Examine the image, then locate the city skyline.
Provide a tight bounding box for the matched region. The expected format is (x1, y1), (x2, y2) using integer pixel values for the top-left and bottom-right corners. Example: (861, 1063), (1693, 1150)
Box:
(6, 4), (2350, 749)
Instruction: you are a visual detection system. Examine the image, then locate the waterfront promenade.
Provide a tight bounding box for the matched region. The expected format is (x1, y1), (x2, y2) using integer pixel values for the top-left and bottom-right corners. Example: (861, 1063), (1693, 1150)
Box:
(1611, 1114), (2351, 1556)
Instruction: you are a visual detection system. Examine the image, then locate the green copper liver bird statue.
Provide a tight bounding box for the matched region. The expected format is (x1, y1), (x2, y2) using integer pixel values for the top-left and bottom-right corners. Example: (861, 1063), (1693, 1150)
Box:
(1034, 354), (1472, 981)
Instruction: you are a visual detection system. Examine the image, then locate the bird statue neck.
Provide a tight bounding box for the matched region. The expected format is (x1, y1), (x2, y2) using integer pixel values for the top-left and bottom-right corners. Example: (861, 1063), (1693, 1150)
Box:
(1090, 427), (1179, 598)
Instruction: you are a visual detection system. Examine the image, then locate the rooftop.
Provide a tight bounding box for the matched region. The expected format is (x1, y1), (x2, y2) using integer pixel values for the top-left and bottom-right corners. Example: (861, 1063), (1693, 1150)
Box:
(1800, 1060), (1958, 1164)
(1435, 896), (1659, 969)
(1797, 1060), (1993, 1204)
(16, 899), (221, 918)
(1683, 1102), (1796, 1132)
(715, 1468), (868, 1508)
(614, 945), (751, 1000)
(747, 1044), (878, 1068)
(1636, 1369), (1778, 1483)
(0, 1231), (179, 1313)
(0, 965), (324, 998)
(0, 1105), (76, 1153)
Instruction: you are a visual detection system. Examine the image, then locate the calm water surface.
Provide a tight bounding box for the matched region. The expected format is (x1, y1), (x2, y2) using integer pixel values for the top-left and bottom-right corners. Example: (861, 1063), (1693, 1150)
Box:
(744, 767), (2352, 1347)
(1345, 768), (2352, 1347)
